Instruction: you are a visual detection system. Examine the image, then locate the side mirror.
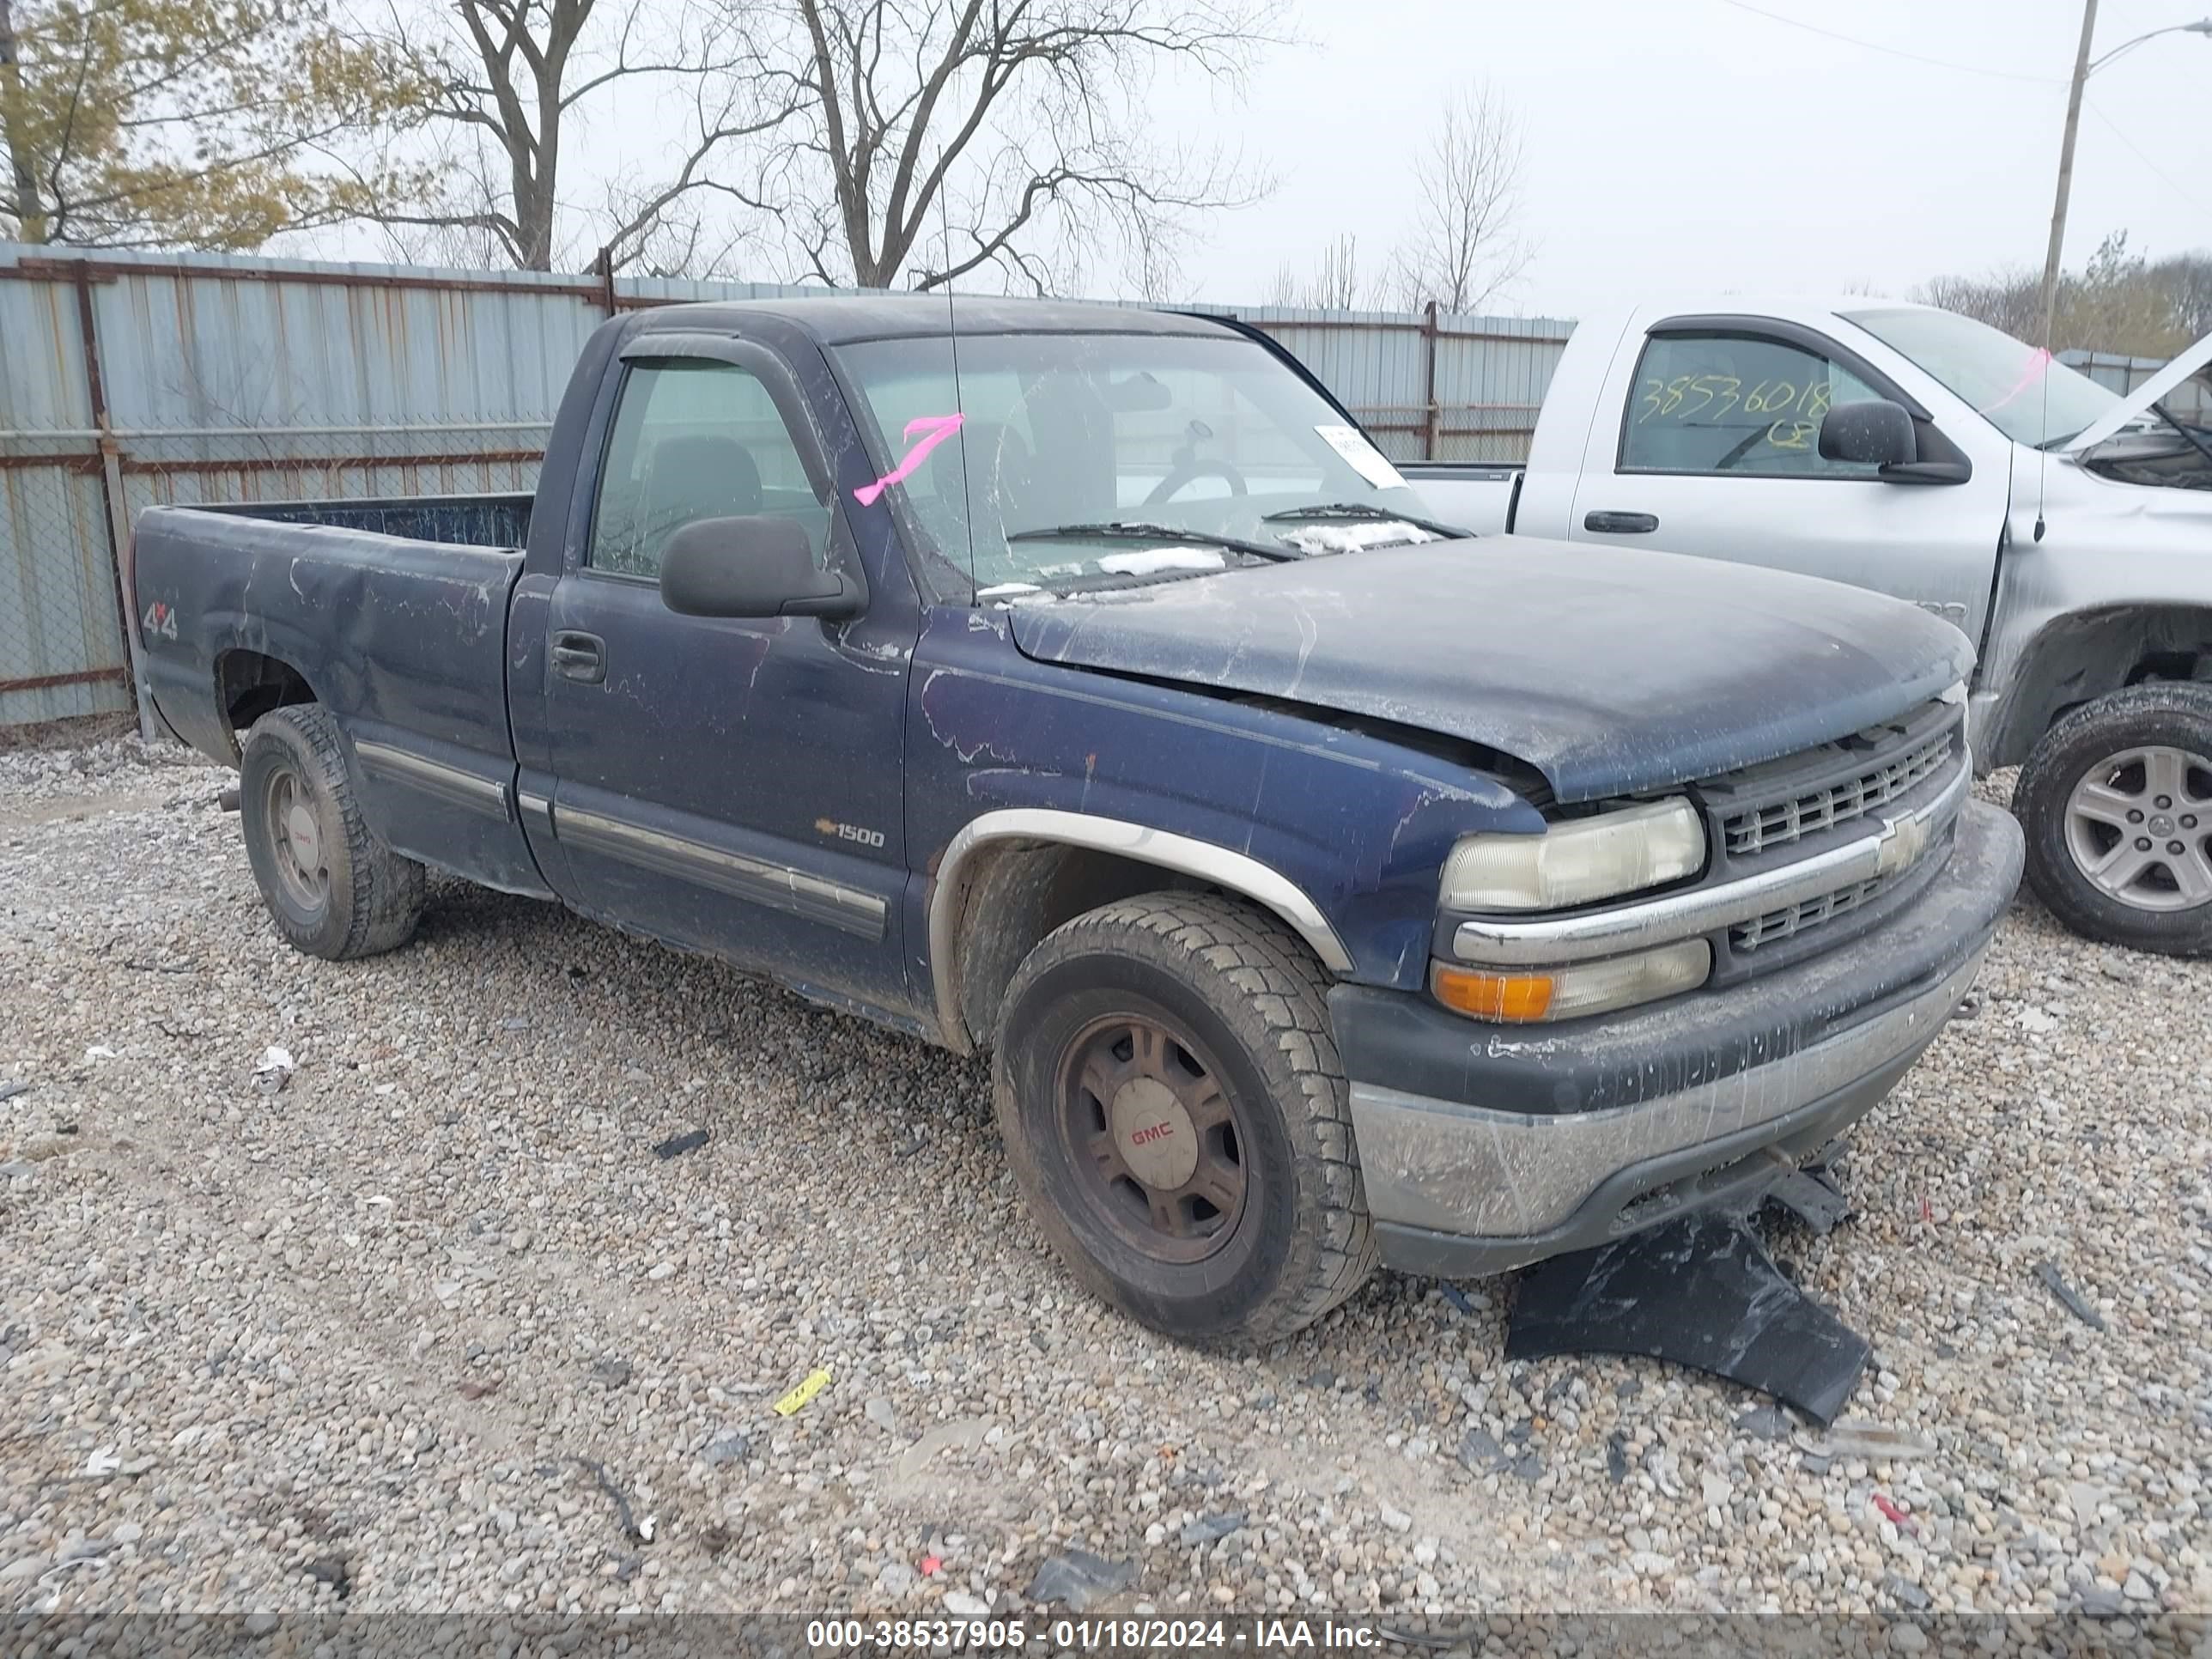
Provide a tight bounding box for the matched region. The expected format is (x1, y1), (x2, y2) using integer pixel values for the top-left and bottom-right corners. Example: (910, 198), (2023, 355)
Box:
(659, 516), (863, 621)
(1818, 399), (1917, 467)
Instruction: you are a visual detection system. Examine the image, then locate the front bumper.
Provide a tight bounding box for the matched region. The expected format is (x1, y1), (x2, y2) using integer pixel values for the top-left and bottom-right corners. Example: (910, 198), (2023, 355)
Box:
(1331, 799), (2023, 1279)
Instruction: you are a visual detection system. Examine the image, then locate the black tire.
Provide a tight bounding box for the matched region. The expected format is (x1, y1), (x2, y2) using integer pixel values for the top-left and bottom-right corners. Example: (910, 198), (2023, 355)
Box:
(993, 891), (1377, 1346)
(2014, 682), (2212, 956)
(238, 704), (427, 962)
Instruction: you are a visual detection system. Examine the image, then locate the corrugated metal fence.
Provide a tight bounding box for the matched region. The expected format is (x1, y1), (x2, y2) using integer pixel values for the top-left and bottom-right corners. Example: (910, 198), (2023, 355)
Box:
(0, 244), (1572, 729)
(2058, 349), (2212, 423)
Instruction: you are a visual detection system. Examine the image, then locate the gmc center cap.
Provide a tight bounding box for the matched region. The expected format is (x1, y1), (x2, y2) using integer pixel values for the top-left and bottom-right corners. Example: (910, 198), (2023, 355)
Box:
(1110, 1075), (1200, 1189)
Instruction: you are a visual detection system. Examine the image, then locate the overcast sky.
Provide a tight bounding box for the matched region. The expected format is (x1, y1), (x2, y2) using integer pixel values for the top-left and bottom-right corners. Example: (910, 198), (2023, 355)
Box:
(325, 0), (2210, 323)
(1158, 0), (2212, 317)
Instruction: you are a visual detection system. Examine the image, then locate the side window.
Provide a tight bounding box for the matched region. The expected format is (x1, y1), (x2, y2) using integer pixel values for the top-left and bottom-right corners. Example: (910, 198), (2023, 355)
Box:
(1620, 334), (1887, 477)
(588, 360), (830, 579)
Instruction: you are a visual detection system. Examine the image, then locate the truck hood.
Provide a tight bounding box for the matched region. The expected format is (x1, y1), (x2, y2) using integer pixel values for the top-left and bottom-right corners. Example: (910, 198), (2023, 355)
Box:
(2062, 329), (2212, 453)
(1006, 536), (1972, 804)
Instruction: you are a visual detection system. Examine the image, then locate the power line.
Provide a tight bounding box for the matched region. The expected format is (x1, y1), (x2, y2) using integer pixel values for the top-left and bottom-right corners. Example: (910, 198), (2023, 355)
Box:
(2083, 100), (2212, 221)
(1716, 0), (2065, 85)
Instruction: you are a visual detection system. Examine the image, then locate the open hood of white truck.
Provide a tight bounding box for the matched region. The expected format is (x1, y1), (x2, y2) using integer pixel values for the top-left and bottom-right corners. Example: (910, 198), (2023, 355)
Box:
(2063, 330), (2212, 453)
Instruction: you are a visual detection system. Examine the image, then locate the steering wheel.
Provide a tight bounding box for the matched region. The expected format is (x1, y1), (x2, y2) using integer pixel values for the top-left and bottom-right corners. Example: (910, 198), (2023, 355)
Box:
(1144, 459), (1249, 506)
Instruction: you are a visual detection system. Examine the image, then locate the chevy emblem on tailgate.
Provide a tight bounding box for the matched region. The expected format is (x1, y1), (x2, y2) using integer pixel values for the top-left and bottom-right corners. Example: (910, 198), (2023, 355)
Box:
(1875, 808), (1933, 876)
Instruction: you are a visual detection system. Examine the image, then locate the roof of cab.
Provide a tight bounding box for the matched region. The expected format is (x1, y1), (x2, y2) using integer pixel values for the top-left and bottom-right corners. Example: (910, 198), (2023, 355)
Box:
(628, 292), (1235, 346)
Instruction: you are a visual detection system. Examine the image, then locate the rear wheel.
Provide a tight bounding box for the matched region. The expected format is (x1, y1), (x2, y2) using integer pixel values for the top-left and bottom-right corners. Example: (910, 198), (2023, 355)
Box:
(993, 892), (1376, 1346)
(239, 704), (426, 961)
(2014, 682), (2212, 956)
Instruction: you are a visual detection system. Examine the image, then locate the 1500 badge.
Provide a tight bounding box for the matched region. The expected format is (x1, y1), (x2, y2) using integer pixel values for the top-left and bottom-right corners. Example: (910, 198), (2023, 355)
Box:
(815, 817), (885, 848)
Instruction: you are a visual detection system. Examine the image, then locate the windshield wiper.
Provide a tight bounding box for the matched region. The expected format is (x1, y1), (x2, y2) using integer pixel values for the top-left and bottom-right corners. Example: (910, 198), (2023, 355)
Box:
(1261, 501), (1474, 540)
(2154, 401), (2212, 467)
(1006, 520), (1300, 562)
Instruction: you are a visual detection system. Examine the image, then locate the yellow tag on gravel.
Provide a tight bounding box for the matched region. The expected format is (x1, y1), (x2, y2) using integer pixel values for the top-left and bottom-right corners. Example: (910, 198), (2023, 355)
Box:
(772, 1367), (831, 1416)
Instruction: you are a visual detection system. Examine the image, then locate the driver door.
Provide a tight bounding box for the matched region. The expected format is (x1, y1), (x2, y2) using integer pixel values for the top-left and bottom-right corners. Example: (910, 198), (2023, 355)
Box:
(539, 336), (913, 1012)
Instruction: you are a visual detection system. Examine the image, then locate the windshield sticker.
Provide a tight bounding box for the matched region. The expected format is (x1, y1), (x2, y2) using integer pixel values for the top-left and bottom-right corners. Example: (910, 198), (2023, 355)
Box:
(1095, 547), (1228, 575)
(1314, 424), (1407, 490)
(854, 412), (965, 506)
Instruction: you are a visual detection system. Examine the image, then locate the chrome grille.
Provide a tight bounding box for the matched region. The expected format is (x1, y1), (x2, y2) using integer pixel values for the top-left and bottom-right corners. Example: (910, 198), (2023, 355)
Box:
(1723, 731), (1955, 857)
(1730, 873), (1894, 952)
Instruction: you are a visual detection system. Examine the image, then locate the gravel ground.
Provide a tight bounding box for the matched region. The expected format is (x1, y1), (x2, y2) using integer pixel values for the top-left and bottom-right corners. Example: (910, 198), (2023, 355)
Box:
(3, 736), (2208, 1625)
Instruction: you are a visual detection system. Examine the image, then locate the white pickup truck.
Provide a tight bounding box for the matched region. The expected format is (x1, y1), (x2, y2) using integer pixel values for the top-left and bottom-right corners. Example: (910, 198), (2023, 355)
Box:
(1404, 297), (2212, 956)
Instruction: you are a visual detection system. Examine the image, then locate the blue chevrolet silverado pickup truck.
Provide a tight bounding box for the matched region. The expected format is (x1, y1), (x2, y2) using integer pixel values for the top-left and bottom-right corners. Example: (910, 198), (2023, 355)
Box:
(128, 296), (2022, 1344)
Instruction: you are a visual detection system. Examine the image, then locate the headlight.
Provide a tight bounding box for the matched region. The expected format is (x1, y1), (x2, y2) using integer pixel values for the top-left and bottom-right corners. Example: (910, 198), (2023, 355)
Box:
(1431, 940), (1712, 1023)
(1938, 679), (1967, 706)
(1441, 798), (1705, 912)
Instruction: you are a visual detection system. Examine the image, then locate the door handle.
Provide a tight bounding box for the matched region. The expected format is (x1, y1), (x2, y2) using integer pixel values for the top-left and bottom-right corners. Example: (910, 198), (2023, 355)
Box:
(1584, 510), (1660, 535)
(550, 630), (606, 684)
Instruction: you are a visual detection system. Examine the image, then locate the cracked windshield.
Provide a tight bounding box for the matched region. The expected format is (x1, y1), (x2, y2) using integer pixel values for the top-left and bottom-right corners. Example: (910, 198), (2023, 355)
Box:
(834, 327), (1450, 599)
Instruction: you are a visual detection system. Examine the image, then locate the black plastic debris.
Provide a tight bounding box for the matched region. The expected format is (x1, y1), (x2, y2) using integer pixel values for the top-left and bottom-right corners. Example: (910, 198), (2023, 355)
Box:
(1456, 1426), (1500, 1471)
(1766, 1167), (1851, 1236)
(1024, 1548), (1134, 1611)
(1506, 1212), (1870, 1425)
(1733, 1403), (1791, 1442)
(653, 1129), (708, 1160)
(2033, 1261), (2107, 1332)
(1605, 1431), (1630, 1484)
(1178, 1511), (1243, 1547)
(0, 1082), (28, 1104)
(573, 1456), (648, 1545)
(301, 1555), (350, 1597)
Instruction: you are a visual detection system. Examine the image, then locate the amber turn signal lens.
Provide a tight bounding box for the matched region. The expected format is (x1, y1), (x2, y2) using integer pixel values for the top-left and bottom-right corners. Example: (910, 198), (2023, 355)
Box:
(1431, 965), (1555, 1022)
(1430, 939), (1711, 1023)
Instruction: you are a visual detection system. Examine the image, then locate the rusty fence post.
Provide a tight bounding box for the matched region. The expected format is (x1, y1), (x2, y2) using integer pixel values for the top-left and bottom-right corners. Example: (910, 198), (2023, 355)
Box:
(71, 259), (153, 738)
(596, 246), (618, 316)
(1421, 301), (1442, 461)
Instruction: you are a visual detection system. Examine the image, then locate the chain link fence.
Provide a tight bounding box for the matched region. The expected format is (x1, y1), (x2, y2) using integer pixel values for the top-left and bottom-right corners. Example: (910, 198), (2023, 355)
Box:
(0, 419), (551, 732)
(0, 431), (125, 731)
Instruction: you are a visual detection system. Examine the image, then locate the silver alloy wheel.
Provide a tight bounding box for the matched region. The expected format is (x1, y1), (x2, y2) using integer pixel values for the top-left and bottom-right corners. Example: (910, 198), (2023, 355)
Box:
(263, 767), (329, 912)
(2063, 744), (2212, 911)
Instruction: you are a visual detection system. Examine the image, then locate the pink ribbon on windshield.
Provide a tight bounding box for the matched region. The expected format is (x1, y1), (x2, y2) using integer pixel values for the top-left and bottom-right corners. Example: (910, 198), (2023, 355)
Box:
(1978, 348), (2052, 416)
(854, 412), (964, 506)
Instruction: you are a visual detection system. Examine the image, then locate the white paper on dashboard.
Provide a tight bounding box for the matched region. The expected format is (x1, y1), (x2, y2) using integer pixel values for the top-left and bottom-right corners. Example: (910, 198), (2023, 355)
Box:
(1314, 423), (1408, 490)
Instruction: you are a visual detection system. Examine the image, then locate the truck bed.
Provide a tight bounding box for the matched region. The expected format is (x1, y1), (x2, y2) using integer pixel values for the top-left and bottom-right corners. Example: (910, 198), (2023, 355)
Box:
(131, 498), (548, 896)
(199, 490), (534, 549)
(1398, 463), (1520, 535)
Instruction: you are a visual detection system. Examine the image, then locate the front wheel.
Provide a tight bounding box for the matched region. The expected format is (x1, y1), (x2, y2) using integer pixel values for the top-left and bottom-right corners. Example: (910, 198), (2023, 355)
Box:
(2014, 682), (2212, 956)
(993, 892), (1377, 1346)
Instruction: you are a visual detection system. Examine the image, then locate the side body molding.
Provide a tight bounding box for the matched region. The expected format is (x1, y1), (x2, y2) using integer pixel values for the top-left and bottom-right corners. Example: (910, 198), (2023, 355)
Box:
(926, 808), (1354, 1054)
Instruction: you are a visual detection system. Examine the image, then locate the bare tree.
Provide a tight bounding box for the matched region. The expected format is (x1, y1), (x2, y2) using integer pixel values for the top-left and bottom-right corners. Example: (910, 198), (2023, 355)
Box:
(1261, 233), (1389, 310)
(358, 0), (785, 272)
(726, 0), (1280, 293)
(1388, 85), (1527, 314)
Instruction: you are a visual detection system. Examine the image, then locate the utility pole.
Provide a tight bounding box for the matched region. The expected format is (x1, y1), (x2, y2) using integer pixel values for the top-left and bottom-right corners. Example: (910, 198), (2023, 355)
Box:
(2038, 0), (2100, 351)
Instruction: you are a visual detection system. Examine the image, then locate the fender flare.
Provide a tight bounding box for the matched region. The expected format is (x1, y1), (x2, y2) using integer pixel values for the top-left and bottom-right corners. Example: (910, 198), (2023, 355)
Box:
(926, 808), (1353, 1054)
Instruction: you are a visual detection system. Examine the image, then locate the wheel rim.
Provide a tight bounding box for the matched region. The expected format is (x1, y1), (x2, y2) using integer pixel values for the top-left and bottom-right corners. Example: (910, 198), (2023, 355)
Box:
(2063, 743), (2212, 912)
(261, 765), (328, 913)
(1055, 1006), (1247, 1266)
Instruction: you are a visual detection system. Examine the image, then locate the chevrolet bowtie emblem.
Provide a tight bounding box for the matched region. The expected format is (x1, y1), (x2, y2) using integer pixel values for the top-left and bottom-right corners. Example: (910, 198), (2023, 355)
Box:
(1875, 809), (1932, 876)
